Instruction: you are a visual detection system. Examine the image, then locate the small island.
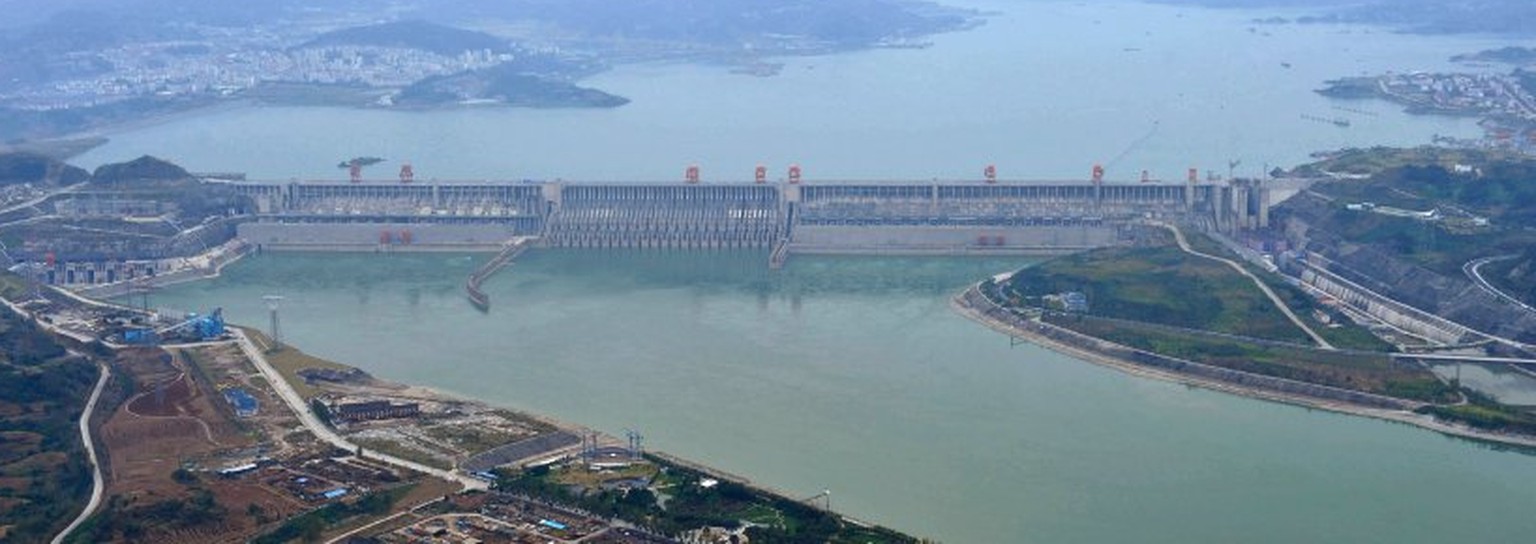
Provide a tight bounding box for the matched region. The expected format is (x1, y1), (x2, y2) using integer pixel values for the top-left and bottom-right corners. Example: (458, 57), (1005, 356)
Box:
(393, 66), (629, 109)
(337, 157), (385, 169)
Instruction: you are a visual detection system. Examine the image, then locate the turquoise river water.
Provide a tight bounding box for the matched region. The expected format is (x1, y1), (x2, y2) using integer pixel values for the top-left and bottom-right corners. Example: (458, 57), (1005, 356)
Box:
(147, 251), (1536, 543)
(80, 0), (1536, 541)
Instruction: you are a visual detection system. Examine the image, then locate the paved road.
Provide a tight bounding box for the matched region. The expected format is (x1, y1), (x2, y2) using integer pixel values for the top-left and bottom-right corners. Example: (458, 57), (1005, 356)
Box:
(51, 360), (110, 544)
(1160, 223), (1336, 350)
(229, 329), (486, 491)
(2, 296), (115, 544)
(1393, 352), (1536, 365)
(1464, 255), (1536, 315)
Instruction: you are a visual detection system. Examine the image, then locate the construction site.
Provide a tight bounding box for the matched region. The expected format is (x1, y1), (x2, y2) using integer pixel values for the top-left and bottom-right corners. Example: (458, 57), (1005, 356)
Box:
(0, 267), (670, 542)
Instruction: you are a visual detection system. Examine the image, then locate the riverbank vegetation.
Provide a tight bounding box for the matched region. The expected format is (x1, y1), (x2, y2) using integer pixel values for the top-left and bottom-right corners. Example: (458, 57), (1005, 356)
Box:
(994, 236), (1455, 403)
(1417, 391), (1536, 437)
(251, 485), (415, 544)
(496, 457), (918, 542)
(1001, 233), (1312, 343)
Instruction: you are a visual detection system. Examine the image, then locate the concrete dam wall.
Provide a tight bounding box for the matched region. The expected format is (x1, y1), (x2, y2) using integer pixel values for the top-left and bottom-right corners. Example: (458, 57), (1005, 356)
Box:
(543, 184), (783, 249)
(224, 180), (1251, 255)
(239, 222), (527, 251)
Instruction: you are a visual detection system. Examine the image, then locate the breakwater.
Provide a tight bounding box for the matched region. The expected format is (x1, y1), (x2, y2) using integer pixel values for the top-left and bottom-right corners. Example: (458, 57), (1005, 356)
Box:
(465, 237), (535, 311)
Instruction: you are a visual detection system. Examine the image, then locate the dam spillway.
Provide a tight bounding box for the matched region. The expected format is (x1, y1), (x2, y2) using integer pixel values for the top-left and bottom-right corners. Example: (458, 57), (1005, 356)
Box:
(544, 184), (784, 250)
(228, 178), (1272, 254)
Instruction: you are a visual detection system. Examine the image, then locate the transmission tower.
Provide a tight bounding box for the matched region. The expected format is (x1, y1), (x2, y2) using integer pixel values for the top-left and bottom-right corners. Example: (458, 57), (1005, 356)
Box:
(624, 428), (644, 460)
(262, 295), (284, 347)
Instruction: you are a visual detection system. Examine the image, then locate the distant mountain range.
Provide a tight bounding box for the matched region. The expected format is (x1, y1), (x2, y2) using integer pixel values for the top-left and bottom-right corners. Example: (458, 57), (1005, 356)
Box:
(1161, 0), (1536, 37)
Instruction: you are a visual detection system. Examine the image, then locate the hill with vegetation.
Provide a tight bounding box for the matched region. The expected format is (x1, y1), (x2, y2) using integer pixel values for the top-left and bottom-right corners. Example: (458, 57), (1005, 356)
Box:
(396, 63), (628, 108)
(89, 155), (191, 185)
(422, 0), (979, 48)
(1271, 150), (1536, 344)
(1280, 153), (1536, 278)
(0, 296), (97, 543)
(300, 20), (511, 55)
(0, 152), (89, 186)
(991, 231), (1449, 401)
(1452, 46), (1536, 66)
(1163, 0), (1536, 37)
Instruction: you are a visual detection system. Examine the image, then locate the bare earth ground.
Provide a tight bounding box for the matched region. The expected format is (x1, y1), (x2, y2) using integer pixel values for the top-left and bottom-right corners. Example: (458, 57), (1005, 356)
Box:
(92, 347), (307, 543)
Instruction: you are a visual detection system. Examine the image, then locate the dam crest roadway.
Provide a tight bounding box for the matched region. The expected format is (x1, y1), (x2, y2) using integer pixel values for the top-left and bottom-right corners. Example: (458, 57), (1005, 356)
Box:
(228, 174), (1281, 250)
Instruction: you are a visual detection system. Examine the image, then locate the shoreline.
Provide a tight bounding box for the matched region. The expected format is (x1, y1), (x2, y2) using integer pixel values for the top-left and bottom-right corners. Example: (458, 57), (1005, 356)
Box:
(950, 283), (1536, 452)
(44, 273), (911, 538)
(72, 239), (253, 300)
(231, 326), (910, 538)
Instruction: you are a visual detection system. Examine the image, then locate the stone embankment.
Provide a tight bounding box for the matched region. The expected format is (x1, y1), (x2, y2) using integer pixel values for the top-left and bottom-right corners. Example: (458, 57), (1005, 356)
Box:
(953, 284), (1420, 411)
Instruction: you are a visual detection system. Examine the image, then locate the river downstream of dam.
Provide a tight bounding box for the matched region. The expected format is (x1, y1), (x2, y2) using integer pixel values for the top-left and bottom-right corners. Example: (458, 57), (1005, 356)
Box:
(147, 251), (1536, 543)
(71, 0), (1536, 539)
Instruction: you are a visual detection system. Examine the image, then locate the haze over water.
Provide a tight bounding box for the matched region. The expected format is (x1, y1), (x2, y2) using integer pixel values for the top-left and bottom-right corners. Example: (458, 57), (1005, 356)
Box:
(106, 1), (1536, 542)
(77, 0), (1511, 181)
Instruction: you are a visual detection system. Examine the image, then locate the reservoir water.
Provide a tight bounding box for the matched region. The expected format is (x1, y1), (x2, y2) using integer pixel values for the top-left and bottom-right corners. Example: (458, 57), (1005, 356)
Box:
(81, 0), (1536, 541)
(149, 251), (1536, 543)
(75, 0), (1515, 181)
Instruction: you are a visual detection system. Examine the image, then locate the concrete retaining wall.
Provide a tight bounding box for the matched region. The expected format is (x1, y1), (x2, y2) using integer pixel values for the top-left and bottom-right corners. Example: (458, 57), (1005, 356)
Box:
(239, 222), (522, 251)
(791, 225), (1118, 252)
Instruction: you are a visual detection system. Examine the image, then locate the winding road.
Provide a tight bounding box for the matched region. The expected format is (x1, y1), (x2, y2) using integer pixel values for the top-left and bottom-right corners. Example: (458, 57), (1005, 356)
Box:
(51, 361), (110, 544)
(1159, 223), (1336, 350)
(1464, 255), (1536, 315)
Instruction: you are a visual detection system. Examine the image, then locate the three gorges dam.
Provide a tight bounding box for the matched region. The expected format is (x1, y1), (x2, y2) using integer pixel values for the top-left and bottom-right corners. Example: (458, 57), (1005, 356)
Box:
(230, 168), (1277, 254)
(223, 165), (1285, 309)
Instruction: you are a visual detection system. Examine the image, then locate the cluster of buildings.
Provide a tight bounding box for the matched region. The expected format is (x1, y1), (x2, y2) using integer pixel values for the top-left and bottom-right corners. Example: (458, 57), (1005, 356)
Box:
(0, 183), (46, 209)
(383, 493), (669, 544)
(1374, 71), (1536, 154)
(219, 454), (405, 505)
(1380, 72), (1536, 120)
(1, 39), (516, 111)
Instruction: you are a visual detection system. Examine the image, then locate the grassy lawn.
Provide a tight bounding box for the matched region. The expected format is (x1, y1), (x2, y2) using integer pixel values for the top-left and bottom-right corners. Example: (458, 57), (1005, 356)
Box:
(0, 271), (31, 300)
(740, 503), (794, 530)
(352, 437), (453, 471)
(421, 424), (530, 457)
(1047, 313), (1452, 402)
(552, 464), (659, 488)
(1184, 231), (1396, 352)
(1003, 244), (1311, 343)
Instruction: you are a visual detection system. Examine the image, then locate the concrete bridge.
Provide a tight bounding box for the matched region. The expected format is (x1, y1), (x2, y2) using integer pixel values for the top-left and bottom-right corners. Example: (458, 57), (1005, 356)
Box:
(225, 178), (1277, 256)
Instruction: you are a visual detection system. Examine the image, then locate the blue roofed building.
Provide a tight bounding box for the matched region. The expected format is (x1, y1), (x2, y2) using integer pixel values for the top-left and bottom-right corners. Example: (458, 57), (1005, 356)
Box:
(1062, 291), (1089, 313)
(223, 387), (259, 417)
